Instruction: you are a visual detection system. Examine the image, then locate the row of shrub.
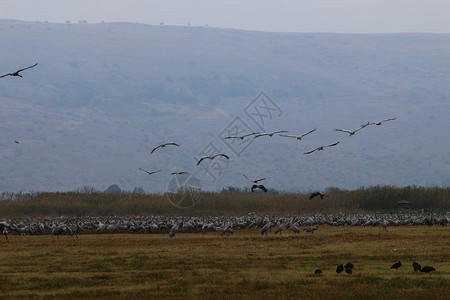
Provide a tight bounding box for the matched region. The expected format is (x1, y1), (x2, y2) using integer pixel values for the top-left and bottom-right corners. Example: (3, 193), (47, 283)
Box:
(0, 185), (448, 217)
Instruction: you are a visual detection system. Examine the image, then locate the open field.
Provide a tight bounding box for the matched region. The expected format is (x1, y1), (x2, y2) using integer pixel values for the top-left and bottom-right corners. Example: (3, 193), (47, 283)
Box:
(1, 226), (449, 299)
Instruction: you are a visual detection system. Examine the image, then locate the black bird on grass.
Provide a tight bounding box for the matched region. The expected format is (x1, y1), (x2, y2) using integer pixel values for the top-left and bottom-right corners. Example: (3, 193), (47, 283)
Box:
(0, 63), (38, 78)
(309, 192), (325, 200)
(391, 261), (402, 269)
(314, 269), (323, 274)
(336, 264), (344, 274)
(251, 184), (267, 193)
(412, 262), (421, 272)
(344, 263), (354, 270)
(420, 266), (436, 273)
(345, 267), (353, 274)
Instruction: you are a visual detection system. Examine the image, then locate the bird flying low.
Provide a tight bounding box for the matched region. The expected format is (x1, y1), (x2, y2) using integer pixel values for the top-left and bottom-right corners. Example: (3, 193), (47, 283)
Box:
(243, 174), (266, 184)
(366, 117), (397, 126)
(171, 171), (188, 175)
(309, 191), (325, 200)
(224, 132), (259, 140)
(0, 63), (38, 78)
(138, 168), (161, 176)
(251, 184), (267, 193)
(254, 130), (288, 138)
(303, 142), (339, 154)
(197, 153), (229, 165)
(279, 128), (316, 140)
(151, 142), (180, 154)
(335, 124), (369, 136)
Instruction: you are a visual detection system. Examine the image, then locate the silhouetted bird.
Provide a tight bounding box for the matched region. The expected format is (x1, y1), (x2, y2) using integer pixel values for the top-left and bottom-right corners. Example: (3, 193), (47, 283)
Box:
(151, 142), (179, 154)
(420, 266), (436, 273)
(314, 269), (323, 274)
(243, 174), (266, 184)
(309, 192), (324, 200)
(391, 261), (402, 269)
(367, 117), (397, 126)
(344, 263), (354, 270)
(412, 262), (421, 272)
(251, 184), (267, 193)
(304, 142), (339, 154)
(335, 124), (369, 136)
(345, 267), (353, 274)
(14, 141), (20, 144)
(197, 153), (229, 165)
(336, 264), (344, 274)
(0, 63), (38, 78)
(139, 168), (161, 176)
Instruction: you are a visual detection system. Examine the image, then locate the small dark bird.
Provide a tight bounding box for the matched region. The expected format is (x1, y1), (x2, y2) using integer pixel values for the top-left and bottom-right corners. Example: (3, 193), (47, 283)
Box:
(0, 63), (38, 78)
(14, 141), (20, 144)
(224, 132), (259, 140)
(314, 269), (323, 274)
(251, 184), (267, 193)
(420, 266), (436, 273)
(279, 128), (316, 140)
(367, 117), (397, 126)
(344, 263), (354, 270)
(197, 153), (229, 165)
(254, 130), (288, 138)
(391, 261), (402, 269)
(304, 142), (339, 154)
(151, 142), (180, 154)
(412, 262), (421, 272)
(309, 191), (325, 200)
(243, 174), (266, 184)
(335, 124), (369, 136)
(139, 168), (161, 176)
(171, 171), (188, 175)
(336, 264), (344, 274)
(345, 267), (353, 274)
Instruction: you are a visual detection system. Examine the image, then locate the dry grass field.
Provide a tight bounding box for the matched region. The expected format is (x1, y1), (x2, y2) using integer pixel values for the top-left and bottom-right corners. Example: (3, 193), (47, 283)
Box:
(1, 226), (449, 299)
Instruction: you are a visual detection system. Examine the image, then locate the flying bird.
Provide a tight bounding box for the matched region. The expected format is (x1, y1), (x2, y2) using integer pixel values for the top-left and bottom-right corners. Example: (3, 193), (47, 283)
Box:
(151, 142), (179, 154)
(303, 142), (339, 154)
(138, 168), (161, 176)
(367, 117), (397, 126)
(224, 132), (259, 140)
(14, 141), (20, 144)
(243, 174), (266, 184)
(254, 131), (288, 138)
(279, 128), (316, 140)
(251, 184), (267, 193)
(0, 63), (38, 78)
(309, 192), (325, 200)
(171, 171), (188, 175)
(197, 153), (229, 165)
(335, 124), (369, 136)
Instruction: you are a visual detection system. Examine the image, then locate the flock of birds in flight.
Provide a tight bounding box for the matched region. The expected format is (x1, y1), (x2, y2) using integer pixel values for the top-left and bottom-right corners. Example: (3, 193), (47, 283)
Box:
(3, 63), (396, 197)
(141, 118), (396, 196)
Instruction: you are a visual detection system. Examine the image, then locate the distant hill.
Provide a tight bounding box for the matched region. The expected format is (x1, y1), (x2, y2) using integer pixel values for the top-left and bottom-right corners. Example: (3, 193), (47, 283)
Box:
(0, 20), (449, 193)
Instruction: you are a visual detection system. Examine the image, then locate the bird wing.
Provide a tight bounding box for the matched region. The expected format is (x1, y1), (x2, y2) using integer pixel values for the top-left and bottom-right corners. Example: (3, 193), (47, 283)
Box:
(15, 63), (38, 73)
(197, 157), (207, 165)
(354, 123), (370, 132)
(243, 132), (259, 137)
(273, 130), (288, 134)
(254, 178), (266, 183)
(215, 153), (229, 160)
(258, 185), (268, 192)
(380, 117), (397, 123)
(303, 148), (318, 154)
(335, 128), (352, 134)
(165, 142), (180, 147)
(224, 136), (238, 139)
(324, 141), (340, 148)
(0, 73), (12, 78)
(243, 174), (251, 181)
(254, 133), (267, 138)
(151, 145), (162, 154)
(301, 128), (316, 137)
(279, 134), (297, 138)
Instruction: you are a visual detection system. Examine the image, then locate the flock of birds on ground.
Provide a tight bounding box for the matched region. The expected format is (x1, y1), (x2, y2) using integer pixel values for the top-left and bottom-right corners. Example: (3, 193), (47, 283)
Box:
(1, 212), (448, 239)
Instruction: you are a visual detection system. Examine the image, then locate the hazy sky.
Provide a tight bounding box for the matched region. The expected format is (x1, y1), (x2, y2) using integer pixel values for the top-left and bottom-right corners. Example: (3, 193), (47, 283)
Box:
(2, 0), (450, 33)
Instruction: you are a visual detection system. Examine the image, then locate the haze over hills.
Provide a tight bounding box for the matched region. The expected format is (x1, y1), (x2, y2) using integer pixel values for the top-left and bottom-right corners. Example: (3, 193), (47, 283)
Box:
(0, 19), (449, 193)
